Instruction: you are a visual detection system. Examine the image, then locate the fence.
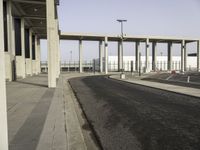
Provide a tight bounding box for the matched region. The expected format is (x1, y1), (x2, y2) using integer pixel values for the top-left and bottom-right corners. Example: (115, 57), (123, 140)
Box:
(41, 60), (185, 72)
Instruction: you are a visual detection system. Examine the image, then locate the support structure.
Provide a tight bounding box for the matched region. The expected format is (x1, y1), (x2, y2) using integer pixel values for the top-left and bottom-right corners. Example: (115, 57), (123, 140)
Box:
(184, 42), (187, 72)
(135, 41), (140, 72)
(198, 40), (200, 72)
(181, 40), (185, 72)
(118, 41), (122, 71)
(99, 41), (103, 73)
(145, 38), (150, 72)
(152, 42), (157, 71)
(79, 40), (83, 73)
(167, 42), (172, 71)
(104, 37), (108, 74)
(36, 38), (41, 74)
(5, 0), (15, 81)
(47, 0), (57, 88)
(0, 0), (9, 149)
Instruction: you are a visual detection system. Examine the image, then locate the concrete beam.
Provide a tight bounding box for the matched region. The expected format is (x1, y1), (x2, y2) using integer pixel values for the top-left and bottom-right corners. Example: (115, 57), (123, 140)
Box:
(79, 40), (83, 73)
(104, 37), (108, 74)
(0, 0), (9, 149)
(13, 0), (46, 5)
(167, 42), (172, 71)
(197, 40), (200, 72)
(47, 0), (57, 88)
(135, 42), (140, 72)
(118, 41), (122, 72)
(99, 41), (103, 73)
(152, 42), (157, 71)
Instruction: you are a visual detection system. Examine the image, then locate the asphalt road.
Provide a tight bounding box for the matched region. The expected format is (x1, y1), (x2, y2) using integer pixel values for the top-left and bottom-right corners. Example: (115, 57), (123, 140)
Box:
(69, 76), (200, 150)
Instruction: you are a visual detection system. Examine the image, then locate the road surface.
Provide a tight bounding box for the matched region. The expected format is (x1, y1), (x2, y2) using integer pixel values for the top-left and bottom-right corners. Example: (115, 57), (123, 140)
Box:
(69, 76), (200, 150)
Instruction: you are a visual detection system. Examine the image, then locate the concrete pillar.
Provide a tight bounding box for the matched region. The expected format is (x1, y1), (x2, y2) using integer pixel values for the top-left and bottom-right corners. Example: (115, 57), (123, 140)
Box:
(118, 41), (122, 71)
(145, 38), (150, 72)
(104, 37), (108, 74)
(167, 42), (172, 71)
(47, 0), (57, 88)
(54, 18), (60, 78)
(0, 0), (9, 149)
(135, 41), (140, 72)
(5, 0), (15, 81)
(152, 42), (157, 71)
(36, 39), (41, 74)
(79, 40), (83, 73)
(184, 42), (187, 72)
(197, 40), (200, 72)
(99, 41), (103, 73)
(15, 18), (26, 78)
(181, 40), (185, 72)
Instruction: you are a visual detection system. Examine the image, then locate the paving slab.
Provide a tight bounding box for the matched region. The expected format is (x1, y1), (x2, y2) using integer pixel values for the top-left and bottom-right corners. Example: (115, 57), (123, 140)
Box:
(7, 73), (100, 150)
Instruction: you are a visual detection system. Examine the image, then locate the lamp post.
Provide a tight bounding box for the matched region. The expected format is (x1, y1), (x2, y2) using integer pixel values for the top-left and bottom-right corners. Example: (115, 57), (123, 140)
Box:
(117, 19), (127, 78)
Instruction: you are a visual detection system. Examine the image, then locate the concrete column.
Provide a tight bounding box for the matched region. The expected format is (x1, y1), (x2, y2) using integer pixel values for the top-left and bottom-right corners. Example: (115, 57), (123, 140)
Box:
(0, 0), (9, 149)
(181, 40), (185, 72)
(152, 42), (157, 71)
(145, 38), (150, 72)
(47, 0), (57, 88)
(197, 40), (200, 72)
(167, 42), (172, 71)
(79, 40), (83, 73)
(135, 41), (140, 72)
(36, 39), (41, 74)
(54, 18), (60, 78)
(184, 42), (187, 72)
(99, 41), (103, 73)
(34, 35), (38, 75)
(118, 41), (122, 71)
(5, 0), (14, 81)
(29, 29), (33, 75)
(104, 37), (108, 74)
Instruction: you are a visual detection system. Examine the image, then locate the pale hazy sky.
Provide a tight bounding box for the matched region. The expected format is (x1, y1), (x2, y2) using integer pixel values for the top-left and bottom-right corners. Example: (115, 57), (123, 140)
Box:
(41, 0), (200, 62)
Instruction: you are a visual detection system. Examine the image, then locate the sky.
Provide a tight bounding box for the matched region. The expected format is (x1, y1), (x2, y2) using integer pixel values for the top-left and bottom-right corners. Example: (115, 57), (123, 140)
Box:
(41, 0), (200, 62)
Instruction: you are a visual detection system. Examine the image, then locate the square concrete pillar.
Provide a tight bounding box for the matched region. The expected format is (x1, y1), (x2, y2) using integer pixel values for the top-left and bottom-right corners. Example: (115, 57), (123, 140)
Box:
(16, 18), (25, 79)
(167, 42), (172, 71)
(152, 42), (157, 71)
(104, 37), (108, 74)
(197, 40), (200, 72)
(145, 38), (150, 72)
(0, 0), (9, 149)
(99, 41), (103, 73)
(5, 0), (15, 81)
(25, 29), (33, 76)
(54, 18), (60, 78)
(181, 40), (185, 73)
(47, 0), (57, 88)
(36, 38), (41, 74)
(118, 41), (122, 72)
(135, 41), (140, 72)
(184, 42), (187, 72)
(79, 40), (83, 73)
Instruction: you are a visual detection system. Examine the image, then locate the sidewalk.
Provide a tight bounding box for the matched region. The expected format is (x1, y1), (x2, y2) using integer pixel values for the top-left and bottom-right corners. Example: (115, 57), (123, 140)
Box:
(7, 73), (100, 150)
(110, 74), (200, 98)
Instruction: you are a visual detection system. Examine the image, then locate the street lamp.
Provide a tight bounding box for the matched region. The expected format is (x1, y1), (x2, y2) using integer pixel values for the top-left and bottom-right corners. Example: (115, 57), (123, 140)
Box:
(117, 19), (127, 77)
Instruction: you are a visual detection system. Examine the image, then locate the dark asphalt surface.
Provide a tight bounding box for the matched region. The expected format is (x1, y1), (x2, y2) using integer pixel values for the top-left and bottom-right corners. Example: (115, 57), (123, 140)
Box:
(69, 76), (200, 150)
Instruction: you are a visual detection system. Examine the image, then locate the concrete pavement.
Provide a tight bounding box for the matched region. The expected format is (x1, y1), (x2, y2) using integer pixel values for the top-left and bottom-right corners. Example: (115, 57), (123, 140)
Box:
(7, 73), (100, 150)
(110, 74), (200, 98)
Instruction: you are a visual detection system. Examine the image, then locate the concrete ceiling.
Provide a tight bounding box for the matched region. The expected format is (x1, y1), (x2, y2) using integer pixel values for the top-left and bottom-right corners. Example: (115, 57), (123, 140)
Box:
(11, 0), (55, 39)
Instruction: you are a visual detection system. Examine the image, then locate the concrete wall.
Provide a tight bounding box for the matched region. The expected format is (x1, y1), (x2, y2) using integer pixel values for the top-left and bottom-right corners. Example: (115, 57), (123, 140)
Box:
(16, 56), (25, 78)
(32, 60), (37, 75)
(25, 59), (32, 76)
(5, 52), (12, 81)
(108, 56), (197, 71)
